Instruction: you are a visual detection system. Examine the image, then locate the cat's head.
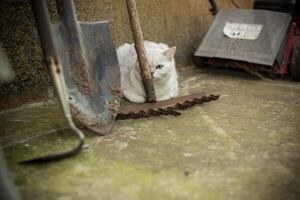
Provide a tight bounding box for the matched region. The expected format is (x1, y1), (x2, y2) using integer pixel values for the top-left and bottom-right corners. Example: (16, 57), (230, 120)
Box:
(147, 47), (176, 81)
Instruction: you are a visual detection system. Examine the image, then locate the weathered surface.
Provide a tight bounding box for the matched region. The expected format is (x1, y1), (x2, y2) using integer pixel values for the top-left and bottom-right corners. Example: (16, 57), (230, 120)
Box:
(1, 66), (300, 200)
(117, 93), (220, 120)
(194, 9), (292, 66)
(0, 0), (252, 107)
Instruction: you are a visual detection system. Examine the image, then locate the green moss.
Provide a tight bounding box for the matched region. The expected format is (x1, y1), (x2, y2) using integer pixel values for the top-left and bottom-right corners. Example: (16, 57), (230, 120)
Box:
(1, 67), (300, 199)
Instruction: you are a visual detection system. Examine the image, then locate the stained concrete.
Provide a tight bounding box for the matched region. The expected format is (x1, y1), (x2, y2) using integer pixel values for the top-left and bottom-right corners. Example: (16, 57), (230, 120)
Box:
(0, 66), (300, 200)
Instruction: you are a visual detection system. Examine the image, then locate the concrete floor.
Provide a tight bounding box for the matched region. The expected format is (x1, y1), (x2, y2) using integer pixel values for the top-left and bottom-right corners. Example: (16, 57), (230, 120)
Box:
(1, 66), (300, 200)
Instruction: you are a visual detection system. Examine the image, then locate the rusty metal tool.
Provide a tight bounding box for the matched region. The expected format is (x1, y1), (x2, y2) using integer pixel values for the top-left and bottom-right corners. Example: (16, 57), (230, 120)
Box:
(117, 94), (220, 120)
(123, 0), (219, 120)
(35, 0), (120, 135)
(20, 0), (121, 164)
(19, 0), (86, 164)
(54, 0), (120, 135)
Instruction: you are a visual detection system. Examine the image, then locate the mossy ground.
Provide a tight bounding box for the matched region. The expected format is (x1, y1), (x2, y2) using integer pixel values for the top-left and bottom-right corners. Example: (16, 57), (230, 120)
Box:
(1, 67), (300, 200)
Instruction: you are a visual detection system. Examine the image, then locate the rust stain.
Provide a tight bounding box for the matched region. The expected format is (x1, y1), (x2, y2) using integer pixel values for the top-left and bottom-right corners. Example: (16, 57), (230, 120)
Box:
(70, 104), (96, 126)
(106, 99), (120, 113)
(68, 48), (93, 96)
(117, 93), (219, 120)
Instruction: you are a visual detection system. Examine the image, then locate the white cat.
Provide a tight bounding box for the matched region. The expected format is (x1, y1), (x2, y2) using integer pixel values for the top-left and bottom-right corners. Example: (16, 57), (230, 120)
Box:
(117, 41), (179, 103)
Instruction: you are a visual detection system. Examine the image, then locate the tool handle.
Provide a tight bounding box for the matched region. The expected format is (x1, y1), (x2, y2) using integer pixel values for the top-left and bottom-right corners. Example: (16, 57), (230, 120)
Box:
(126, 0), (157, 102)
(31, 0), (59, 64)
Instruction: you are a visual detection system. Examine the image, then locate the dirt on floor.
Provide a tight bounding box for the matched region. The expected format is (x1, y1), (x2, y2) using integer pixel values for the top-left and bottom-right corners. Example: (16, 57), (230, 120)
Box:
(1, 66), (300, 200)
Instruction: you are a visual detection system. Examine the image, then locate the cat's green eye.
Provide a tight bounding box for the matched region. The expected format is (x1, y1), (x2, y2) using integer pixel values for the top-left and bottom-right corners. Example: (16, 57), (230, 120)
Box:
(156, 65), (164, 69)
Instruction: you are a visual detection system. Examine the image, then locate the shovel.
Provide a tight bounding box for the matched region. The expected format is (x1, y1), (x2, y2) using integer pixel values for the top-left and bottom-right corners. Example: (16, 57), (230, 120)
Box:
(41, 0), (120, 135)
(19, 0), (120, 163)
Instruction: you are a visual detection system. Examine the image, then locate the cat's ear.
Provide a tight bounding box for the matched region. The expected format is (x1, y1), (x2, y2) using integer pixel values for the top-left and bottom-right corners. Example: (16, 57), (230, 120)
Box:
(163, 47), (176, 60)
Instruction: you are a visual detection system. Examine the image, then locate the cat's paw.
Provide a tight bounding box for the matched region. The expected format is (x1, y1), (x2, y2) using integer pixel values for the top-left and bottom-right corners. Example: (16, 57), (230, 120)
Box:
(172, 89), (179, 98)
(157, 95), (172, 101)
(124, 91), (146, 103)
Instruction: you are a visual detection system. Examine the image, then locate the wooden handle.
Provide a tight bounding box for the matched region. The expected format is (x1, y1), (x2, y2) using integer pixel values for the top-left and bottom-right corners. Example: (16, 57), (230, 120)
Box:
(125, 0), (157, 102)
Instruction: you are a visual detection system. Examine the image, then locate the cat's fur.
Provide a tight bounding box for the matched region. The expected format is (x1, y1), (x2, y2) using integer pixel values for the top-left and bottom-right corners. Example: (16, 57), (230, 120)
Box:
(117, 41), (179, 103)
(0, 44), (15, 82)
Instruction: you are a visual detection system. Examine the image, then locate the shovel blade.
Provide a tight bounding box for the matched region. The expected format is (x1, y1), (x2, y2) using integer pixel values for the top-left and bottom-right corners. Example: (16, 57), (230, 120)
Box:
(52, 21), (120, 135)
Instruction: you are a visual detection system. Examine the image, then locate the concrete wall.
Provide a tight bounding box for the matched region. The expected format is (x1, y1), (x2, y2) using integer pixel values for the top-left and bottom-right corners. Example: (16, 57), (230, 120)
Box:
(0, 0), (252, 108)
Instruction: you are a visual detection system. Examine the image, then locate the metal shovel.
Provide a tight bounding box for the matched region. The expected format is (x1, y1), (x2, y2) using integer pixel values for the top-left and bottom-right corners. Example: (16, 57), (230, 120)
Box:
(39, 0), (120, 135)
(19, 0), (120, 163)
